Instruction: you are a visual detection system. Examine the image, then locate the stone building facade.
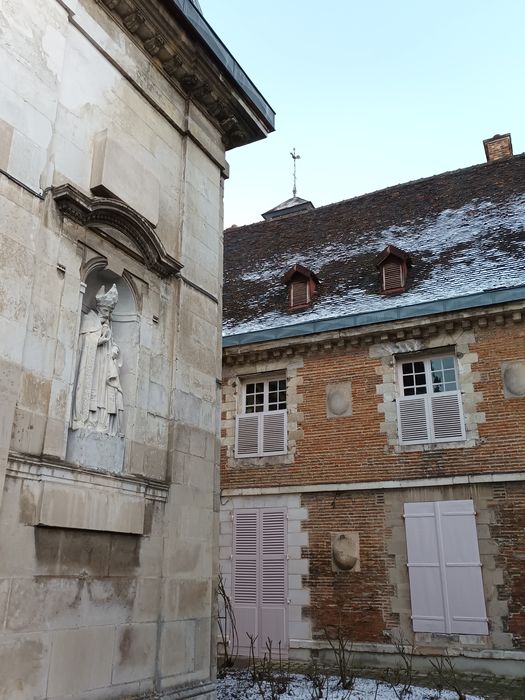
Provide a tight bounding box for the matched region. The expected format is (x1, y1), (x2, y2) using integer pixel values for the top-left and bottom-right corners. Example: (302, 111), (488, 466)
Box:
(0, 0), (273, 698)
(220, 140), (525, 675)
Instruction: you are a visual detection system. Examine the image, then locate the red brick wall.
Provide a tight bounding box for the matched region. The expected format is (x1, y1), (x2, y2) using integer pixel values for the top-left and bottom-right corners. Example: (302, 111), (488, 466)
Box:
(302, 490), (391, 642)
(222, 322), (525, 489)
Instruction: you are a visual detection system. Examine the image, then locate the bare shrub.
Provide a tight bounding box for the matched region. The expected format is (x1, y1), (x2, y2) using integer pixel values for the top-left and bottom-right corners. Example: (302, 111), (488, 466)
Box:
(217, 572), (238, 676)
(381, 632), (416, 699)
(429, 652), (467, 700)
(323, 626), (356, 691)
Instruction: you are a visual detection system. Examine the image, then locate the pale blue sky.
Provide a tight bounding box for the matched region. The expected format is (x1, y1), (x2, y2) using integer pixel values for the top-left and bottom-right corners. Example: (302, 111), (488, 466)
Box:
(202, 1), (525, 228)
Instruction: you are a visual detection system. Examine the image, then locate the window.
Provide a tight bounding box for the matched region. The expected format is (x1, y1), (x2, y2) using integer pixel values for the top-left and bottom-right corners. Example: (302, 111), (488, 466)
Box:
(376, 245), (410, 294)
(397, 354), (465, 444)
(404, 500), (488, 635)
(235, 377), (287, 457)
(282, 264), (319, 311)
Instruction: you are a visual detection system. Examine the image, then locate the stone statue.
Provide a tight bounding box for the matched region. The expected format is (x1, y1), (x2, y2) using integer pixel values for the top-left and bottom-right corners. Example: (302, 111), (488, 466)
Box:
(72, 284), (124, 436)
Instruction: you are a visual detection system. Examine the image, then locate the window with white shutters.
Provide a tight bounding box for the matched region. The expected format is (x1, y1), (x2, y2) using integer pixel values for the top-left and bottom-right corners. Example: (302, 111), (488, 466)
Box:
(404, 500), (488, 635)
(396, 355), (465, 445)
(235, 377), (287, 457)
(232, 508), (288, 657)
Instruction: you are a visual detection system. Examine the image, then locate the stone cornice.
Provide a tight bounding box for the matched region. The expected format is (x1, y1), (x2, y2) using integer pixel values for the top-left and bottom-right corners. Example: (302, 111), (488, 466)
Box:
(95, 0), (274, 149)
(223, 300), (525, 366)
(52, 184), (182, 277)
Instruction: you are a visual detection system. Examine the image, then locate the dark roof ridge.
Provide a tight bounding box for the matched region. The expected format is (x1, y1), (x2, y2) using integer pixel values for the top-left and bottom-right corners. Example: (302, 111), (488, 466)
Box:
(225, 152), (525, 233)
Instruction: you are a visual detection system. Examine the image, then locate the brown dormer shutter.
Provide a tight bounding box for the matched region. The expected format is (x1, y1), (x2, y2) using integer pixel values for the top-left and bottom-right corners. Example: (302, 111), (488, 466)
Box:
(291, 280), (308, 307)
(383, 261), (404, 292)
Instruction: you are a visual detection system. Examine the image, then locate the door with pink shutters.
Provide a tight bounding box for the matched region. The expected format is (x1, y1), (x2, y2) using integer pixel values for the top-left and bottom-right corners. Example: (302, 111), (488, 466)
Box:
(232, 508), (288, 658)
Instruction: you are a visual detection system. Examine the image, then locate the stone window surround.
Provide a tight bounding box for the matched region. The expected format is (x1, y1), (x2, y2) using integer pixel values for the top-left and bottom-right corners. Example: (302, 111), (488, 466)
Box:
(219, 493), (311, 650)
(222, 357), (304, 468)
(385, 484), (513, 652)
(372, 330), (485, 453)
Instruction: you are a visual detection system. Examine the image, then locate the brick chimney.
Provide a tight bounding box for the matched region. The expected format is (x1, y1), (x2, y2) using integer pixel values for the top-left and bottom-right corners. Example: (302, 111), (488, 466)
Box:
(483, 133), (513, 162)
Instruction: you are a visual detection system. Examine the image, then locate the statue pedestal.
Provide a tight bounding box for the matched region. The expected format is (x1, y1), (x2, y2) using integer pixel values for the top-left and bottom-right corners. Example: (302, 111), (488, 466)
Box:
(66, 430), (125, 473)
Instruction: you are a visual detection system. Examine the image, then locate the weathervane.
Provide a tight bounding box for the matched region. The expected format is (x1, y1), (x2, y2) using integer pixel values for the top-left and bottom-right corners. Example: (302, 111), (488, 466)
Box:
(290, 148), (301, 198)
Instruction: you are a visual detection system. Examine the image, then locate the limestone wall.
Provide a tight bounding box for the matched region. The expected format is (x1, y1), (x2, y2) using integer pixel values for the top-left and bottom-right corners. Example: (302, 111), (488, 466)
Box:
(0, 0), (236, 697)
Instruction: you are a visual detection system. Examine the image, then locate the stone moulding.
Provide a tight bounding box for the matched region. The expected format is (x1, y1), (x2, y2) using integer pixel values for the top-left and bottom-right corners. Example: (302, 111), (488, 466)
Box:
(95, 0), (274, 148)
(52, 184), (183, 278)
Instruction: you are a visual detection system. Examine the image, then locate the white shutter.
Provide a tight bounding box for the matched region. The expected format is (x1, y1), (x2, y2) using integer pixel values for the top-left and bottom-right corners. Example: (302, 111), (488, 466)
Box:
(262, 410), (287, 455)
(235, 414), (259, 457)
(430, 392), (465, 442)
(260, 510), (288, 656)
(233, 510), (259, 654)
(397, 397), (429, 444)
(404, 502), (446, 632)
(404, 500), (487, 635)
(438, 500), (488, 635)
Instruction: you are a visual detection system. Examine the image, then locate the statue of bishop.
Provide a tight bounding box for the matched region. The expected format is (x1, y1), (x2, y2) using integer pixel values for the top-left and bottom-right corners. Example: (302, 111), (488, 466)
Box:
(72, 284), (124, 436)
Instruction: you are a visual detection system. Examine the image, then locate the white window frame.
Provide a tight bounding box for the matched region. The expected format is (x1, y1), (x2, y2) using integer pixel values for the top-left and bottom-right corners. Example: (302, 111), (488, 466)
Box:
(235, 376), (288, 458)
(396, 354), (466, 445)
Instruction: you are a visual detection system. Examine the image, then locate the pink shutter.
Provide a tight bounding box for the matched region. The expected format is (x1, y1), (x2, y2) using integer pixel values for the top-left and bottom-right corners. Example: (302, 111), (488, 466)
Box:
(404, 502), (446, 632)
(430, 392), (465, 442)
(260, 510), (288, 656)
(236, 414), (260, 457)
(405, 500), (487, 635)
(262, 410), (287, 455)
(397, 397), (430, 444)
(233, 510), (259, 654)
(438, 500), (488, 635)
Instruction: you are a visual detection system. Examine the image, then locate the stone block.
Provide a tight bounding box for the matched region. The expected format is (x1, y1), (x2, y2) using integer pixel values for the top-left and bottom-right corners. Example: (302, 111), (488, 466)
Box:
(326, 381), (352, 418)
(90, 129), (160, 225)
(112, 623), (157, 684)
(160, 620), (196, 676)
(176, 579), (211, 620)
(0, 632), (50, 700)
(47, 625), (115, 695)
(10, 407), (47, 455)
(35, 481), (145, 534)
(133, 578), (161, 623)
(6, 576), (83, 632)
(66, 429), (125, 473)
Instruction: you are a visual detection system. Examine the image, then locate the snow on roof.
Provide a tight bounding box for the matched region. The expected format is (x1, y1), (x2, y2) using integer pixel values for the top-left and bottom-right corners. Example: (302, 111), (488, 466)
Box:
(223, 156), (525, 337)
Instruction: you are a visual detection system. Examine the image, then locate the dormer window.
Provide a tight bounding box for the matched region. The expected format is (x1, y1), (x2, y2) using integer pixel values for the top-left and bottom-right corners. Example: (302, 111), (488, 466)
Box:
(376, 245), (411, 294)
(283, 264), (319, 311)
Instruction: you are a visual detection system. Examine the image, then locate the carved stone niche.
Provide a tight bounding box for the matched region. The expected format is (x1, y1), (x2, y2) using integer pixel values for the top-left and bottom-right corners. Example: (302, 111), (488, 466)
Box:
(502, 360), (525, 398)
(66, 267), (138, 473)
(331, 532), (360, 572)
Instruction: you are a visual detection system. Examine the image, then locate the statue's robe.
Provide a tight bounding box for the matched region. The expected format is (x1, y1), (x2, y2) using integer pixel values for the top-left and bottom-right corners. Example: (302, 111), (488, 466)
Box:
(73, 310), (124, 436)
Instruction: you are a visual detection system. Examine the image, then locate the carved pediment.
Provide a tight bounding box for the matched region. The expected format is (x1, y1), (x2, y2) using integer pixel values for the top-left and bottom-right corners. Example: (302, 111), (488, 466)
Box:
(52, 184), (182, 278)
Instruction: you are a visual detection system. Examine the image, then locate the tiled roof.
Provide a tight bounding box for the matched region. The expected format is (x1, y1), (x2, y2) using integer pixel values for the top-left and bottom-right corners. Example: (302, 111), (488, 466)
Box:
(223, 155), (525, 337)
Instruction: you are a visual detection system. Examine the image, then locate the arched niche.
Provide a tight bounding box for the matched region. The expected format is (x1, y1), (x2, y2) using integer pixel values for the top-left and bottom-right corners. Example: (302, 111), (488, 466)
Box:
(67, 265), (140, 473)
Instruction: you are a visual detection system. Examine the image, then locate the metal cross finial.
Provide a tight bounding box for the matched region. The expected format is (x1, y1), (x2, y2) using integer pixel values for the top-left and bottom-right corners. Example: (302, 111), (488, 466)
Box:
(290, 148), (301, 198)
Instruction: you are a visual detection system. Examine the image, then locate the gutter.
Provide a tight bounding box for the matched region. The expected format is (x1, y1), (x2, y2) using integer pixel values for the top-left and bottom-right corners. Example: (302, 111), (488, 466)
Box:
(223, 285), (525, 347)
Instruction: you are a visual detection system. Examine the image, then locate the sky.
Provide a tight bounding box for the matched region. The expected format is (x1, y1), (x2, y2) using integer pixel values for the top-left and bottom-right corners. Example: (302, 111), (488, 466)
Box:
(200, 1), (525, 229)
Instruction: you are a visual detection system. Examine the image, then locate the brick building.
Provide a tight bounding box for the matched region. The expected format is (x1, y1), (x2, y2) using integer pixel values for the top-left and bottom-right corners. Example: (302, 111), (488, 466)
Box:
(220, 135), (525, 674)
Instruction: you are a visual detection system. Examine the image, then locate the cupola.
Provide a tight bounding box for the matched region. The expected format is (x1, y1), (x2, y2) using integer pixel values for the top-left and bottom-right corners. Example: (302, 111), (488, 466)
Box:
(375, 245), (411, 294)
(282, 264), (319, 311)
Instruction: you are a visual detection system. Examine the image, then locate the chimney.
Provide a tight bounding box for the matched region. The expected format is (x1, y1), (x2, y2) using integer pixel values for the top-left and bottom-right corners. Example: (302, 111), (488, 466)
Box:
(483, 133), (513, 162)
